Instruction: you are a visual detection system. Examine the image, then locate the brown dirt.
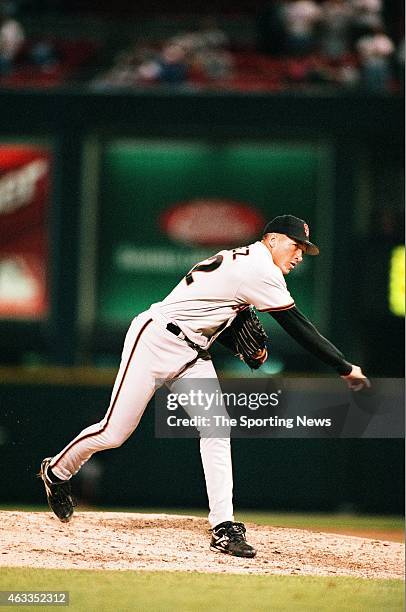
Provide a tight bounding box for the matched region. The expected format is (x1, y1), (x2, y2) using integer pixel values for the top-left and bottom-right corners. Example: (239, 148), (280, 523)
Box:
(0, 511), (404, 579)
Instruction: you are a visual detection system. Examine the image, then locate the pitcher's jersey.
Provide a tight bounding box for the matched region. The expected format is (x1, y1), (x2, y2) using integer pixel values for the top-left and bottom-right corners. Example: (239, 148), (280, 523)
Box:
(152, 241), (295, 349)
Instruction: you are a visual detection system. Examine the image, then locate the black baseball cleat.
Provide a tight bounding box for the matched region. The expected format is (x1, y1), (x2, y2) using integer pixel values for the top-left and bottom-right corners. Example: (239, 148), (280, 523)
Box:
(210, 521), (256, 558)
(38, 457), (76, 523)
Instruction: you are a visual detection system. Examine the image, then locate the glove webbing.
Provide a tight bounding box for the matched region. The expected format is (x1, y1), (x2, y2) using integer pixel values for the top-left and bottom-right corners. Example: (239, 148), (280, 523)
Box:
(234, 322), (266, 355)
(232, 308), (267, 355)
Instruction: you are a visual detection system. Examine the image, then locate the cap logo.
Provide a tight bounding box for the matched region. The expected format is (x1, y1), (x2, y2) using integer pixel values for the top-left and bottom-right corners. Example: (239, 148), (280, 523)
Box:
(303, 223), (309, 238)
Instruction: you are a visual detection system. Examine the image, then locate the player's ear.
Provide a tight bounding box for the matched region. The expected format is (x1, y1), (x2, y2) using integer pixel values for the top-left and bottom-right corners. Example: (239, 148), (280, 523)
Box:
(266, 233), (277, 248)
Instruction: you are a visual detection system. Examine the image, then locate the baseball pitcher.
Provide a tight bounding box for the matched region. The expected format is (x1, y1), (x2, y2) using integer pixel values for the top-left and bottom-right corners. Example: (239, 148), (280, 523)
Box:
(39, 215), (369, 558)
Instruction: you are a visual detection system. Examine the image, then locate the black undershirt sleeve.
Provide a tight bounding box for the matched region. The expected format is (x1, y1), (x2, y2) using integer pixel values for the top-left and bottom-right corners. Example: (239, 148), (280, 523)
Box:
(269, 306), (353, 375)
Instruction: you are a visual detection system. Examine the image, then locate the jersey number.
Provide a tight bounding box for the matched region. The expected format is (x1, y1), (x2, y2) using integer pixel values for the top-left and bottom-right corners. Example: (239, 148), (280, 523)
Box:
(232, 247), (250, 259)
(185, 254), (224, 285)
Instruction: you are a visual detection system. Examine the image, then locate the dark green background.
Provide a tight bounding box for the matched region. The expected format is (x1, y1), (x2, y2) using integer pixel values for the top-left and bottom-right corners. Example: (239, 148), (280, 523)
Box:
(98, 141), (324, 323)
(0, 89), (402, 512)
(0, 384), (403, 513)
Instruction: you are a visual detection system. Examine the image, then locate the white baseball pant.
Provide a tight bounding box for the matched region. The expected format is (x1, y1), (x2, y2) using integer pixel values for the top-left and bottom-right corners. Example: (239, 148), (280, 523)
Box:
(49, 309), (234, 528)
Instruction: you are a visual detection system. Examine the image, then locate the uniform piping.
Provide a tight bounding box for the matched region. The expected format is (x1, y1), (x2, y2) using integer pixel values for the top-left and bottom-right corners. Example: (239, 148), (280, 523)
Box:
(51, 318), (153, 470)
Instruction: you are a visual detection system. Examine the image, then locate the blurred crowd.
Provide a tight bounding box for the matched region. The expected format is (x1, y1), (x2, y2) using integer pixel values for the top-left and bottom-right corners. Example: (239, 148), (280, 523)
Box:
(91, 17), (235, 90)
(91, 1), (403, 93)
(1, 0), (404, 92)
(0, 2), (24, 75)
(256, 0), (402, 91)
(0, 0), (98, 86)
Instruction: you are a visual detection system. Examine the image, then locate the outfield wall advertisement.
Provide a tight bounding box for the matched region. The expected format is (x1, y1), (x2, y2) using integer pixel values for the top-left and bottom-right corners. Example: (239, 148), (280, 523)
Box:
(98, 140), (324, 329)
(0, 144), (51, 319)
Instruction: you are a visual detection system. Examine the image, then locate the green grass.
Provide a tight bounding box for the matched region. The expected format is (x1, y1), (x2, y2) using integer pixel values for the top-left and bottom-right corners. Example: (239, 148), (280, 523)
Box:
(1, 505), (403, 532)
(0, 568), (403, 612)
(235, 511), (404, 531)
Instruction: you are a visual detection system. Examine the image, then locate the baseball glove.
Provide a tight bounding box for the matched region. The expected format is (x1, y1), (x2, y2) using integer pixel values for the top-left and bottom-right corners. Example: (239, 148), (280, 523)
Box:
(216, 307), (268, 369)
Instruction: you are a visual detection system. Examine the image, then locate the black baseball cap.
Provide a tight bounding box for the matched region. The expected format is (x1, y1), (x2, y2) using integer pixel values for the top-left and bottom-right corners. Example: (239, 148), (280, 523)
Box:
(263, 215), (319, 256)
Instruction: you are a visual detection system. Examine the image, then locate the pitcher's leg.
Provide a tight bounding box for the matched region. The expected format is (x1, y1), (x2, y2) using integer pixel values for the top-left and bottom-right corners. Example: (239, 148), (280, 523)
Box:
(50, 317), (155, 480)
(171, 357), (234, 528)
(200, 437), (234, 527)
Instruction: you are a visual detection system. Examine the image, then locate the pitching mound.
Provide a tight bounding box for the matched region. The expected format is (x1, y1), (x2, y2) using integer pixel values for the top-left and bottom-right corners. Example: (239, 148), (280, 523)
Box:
(0, 511), (403, 579)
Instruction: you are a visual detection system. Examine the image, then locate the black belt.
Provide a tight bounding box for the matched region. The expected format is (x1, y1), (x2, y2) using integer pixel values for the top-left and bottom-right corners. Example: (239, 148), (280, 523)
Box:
(166, 322), (184, 337)
(166, 322), (204, 353)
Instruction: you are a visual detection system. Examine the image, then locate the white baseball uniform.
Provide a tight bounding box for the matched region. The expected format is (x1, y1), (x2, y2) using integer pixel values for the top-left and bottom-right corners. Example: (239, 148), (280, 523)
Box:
(49, 241), (294, 527)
